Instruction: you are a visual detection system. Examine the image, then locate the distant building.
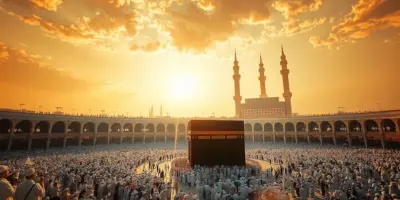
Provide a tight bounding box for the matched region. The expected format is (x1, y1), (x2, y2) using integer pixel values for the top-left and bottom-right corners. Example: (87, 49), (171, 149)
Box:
(233, 45), (293, 119)
(240, 97), (286, 118)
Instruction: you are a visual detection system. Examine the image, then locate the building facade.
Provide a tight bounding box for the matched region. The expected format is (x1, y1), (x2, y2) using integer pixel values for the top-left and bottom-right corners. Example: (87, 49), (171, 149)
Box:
(233, 46), (292, 119)
(0, 110), (399, 151)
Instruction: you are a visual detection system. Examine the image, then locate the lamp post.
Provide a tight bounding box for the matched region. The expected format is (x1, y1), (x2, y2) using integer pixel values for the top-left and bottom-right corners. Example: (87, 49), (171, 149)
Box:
(142, 128), (149, 144)
(19, 104), (25, 111)
(56, 107), (62, 112)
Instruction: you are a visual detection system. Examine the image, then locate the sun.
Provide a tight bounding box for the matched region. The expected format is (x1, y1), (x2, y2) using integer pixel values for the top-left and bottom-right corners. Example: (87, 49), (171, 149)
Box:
(171, 75), (197, 101)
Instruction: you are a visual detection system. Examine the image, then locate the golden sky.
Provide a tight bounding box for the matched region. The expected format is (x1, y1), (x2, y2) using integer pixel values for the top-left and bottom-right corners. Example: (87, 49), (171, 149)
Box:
(0, 0), (399, 117)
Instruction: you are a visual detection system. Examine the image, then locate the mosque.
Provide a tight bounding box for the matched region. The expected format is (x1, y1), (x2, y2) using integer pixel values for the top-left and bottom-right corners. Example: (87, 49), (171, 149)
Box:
(233, 46), (292, 119)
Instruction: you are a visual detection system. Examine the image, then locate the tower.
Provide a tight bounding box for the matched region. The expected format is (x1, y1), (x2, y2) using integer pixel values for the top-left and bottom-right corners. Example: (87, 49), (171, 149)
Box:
(258, 54), (267, 98)
(280, 45), (292, 116)
(233, 50), (242, 118)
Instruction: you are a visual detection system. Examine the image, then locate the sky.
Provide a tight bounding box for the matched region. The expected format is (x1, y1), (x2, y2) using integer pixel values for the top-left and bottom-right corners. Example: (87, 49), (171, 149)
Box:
(0, 0), (399, 117)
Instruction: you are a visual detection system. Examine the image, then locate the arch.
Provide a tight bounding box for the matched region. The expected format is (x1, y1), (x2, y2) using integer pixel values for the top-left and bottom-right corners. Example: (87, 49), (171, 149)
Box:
(123, 123), (133, 132)
(178, 124), (186, 132)
(0, 119), (12, 134)
(381, 119), (397, 132)
(244, 123), (252, 132)
(264, 123), (273, 132)
(111, 123), (121, 132)
(365, 120), (379, 132)
(320, 121), (332, 132)
(398, 119), (400, 131)
(51, 121), (66, 133)
(285, 122), (295, 132)
(349, 120), (362, 132)
(156, 124), (166, 132)
(146, 123), (155, 132)
(83, 122), (95, 133)
(296, 122), (306, 132)
(34, 121), (50, 133)
(254, 123), (262, 132)
(15, 120), (32, 133)
(97, 123), (109, 133)
(308, 122), (319, 132)
(274, 123), (283, 132)
(67, 122), (81, 133)
(167, 124), (176, 133)
(334, 121), (347, 132)
(134, 123), (144, 132)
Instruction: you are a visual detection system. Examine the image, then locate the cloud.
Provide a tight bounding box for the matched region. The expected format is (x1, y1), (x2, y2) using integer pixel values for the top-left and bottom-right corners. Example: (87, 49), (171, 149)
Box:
(0, 0), (141, 48)
(264, 17), (326, 37)
(2, 0), (63, 11)
(263, 0), (325, 38)
(0, 7), (95, 44)
(272, 0), (323, 20)
(130, 40), (165, 52)
(163, 0), (273, 52)
(310, 0), (400, 48)
(0, 42), (90, 92)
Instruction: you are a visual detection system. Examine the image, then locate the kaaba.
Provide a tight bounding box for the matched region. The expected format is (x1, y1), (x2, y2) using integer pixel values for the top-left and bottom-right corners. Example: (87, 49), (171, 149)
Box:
(188, 120), (245, 167)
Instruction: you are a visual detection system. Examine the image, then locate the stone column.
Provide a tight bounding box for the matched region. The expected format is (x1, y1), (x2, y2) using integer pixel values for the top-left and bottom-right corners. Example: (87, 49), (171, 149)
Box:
(143, 131), (146, 144)
(132, 127), (135, 144)
(294, 125), (298, 144)
(93, 125), (98, 147)
(62, 123), (67, 148)
(262, 133), (265, 144)
(46, 127), (51, 150)
(78, 128), (83, 147)
(252, 132), (255, 143)
(107, 128), (111, 145)
(332, 128), (337, 147)
(165, 130), (167, 144)
(7, 128), (14, 152)
(283, 132), (287, 145)
(345, 121), (351, 147)
(120, 128), (124, 144)
(63, 133), (67, 148)
(28, 129), (34, 152)
(154, 132), (157, 144)
(318, 129), (322, 146)
(185, 129), (188, 145)
(306, 123), (310, 145)
(273, 134), (276, 143)
(330, 121), (336, 146)
(93, 135), (97, 147)
(361, 121), (367, 148)
(377, 121), (385, 149)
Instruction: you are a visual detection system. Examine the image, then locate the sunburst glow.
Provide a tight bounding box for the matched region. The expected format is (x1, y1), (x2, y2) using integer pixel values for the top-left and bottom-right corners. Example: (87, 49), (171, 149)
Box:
(170, 75), (198, 101)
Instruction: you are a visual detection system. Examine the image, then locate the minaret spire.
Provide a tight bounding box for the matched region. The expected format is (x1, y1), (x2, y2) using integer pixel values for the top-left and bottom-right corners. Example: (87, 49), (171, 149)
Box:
(258, 53), (267, 98)
(233, 50), (242, 118)
(280, 44), (292, 116)
(234, 49), (237, 62)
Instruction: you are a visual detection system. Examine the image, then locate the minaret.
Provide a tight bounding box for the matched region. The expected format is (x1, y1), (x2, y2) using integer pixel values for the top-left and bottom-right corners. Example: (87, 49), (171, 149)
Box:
(280, 45), (292, 116)
(258, 54), (267, 98)
(233, 50), (242, 118)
